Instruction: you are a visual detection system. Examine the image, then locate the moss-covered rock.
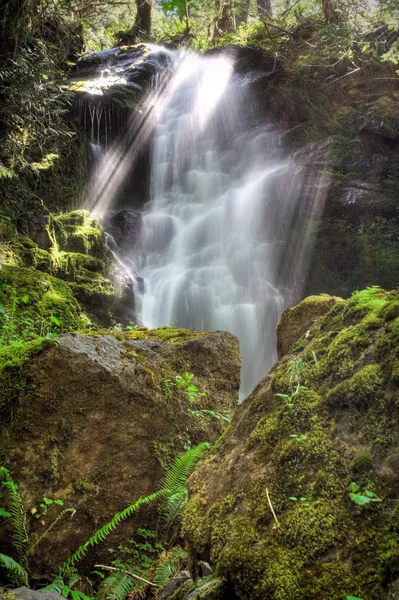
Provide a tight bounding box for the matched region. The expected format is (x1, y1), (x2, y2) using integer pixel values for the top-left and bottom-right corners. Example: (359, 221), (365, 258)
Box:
(0, 265), (81, 331)
(183, 287), (399, 600)
(0, 329), (241, 577)
(276, 294), (342, 358)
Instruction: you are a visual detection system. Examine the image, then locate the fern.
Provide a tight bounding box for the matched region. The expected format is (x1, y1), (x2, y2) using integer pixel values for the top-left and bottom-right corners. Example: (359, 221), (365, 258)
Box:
(58, 444), (209, 583)
(58, 491), (161, 575)
(42, 575), (65, 594)
(97, 569), (145, 600)
(0, 467), (29, 567)
(159, 442), (210, 532)
(30, 508), (76, 553)
(0, 553), (28, 586)
(153, 547), (187, 590)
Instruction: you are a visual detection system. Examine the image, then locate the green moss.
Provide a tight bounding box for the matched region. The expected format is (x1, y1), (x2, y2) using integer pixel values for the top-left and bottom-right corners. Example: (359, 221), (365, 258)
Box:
(0, 266), (81, 330)
(349, 364), (383, 405)
(0, 338), (51, 373)
(351, 453), (373, 475)
(53, 210), (107, 259)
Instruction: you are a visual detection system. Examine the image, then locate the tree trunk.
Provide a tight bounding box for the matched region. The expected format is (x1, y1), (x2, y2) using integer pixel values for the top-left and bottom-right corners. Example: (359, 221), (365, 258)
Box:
(131, 0), (152, 41)
(236, 0), (251, 26)
(213, 0), (232, 39)
(257, 0), (272, 18)
(322, 0), (334, 23)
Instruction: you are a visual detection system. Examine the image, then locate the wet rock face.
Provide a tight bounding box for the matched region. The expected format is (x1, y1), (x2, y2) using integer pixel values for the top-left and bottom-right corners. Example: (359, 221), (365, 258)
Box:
(183, 289), (399, 600)
(103, 210), (143, 258)
(0, 329), (240, 577)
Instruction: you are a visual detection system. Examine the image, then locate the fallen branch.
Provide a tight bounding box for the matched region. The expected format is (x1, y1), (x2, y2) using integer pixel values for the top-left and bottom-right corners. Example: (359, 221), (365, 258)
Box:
(266, 488), (279, 527)
(94, 565), (159, 588)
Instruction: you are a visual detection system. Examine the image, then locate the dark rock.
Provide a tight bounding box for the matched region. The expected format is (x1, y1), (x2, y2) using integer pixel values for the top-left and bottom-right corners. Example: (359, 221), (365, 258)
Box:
(103, 210), (143, 257)
(25, 213), (52, 250)
(360, 94), (399, 141)
(0, 588), (62, 600)
(159, 575), (192, 600)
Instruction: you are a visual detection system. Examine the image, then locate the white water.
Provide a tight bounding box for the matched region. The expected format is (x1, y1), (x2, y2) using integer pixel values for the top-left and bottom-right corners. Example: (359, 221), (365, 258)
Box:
(140, 51), (292, 398)
(87, 47), (329, 398)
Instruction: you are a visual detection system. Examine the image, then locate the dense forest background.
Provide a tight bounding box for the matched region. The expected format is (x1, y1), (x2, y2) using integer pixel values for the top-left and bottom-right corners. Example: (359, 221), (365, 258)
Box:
(0, 0), (398, 176)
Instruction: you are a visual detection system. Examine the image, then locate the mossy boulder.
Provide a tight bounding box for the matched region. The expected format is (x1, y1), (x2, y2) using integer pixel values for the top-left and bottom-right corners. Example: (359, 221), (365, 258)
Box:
(183, 287), (399, 600)
(0, 328), (240, 578)
(361, 94), (399, 141)
(276, 294), (343, 358)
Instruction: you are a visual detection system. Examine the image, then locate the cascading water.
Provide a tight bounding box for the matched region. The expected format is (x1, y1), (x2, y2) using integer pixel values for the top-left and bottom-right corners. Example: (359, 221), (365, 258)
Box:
(85, 45), (329, 398)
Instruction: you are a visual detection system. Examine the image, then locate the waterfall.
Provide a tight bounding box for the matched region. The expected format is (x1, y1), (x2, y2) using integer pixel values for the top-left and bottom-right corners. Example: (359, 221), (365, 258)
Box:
(85, 46), (329, 398)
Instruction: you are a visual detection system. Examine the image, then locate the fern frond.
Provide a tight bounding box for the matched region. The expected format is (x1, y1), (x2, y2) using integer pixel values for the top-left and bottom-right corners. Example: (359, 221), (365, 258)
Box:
(0, 467), (29, 567)
(159, 443), (210, 532)
(41, 575), (65, 594)
(161, 491), (187, 532)
(0, 553), (28, 586)
(98, 569), (139, 600)
(153, 547), (187, 590)
(161, 443), (210, 496)
(58, 491), (161, 575)
(30, 508), (76, 553)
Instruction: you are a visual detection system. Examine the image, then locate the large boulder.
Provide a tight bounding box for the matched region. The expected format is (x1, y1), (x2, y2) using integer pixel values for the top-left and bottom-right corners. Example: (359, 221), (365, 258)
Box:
(183, 288), (399, 600)
(0, 328), (240, 577)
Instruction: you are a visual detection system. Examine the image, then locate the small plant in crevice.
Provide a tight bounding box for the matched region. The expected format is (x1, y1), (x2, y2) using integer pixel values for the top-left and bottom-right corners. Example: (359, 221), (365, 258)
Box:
(290, 433), (307, 442)
(164, 372), (231, 422)
(276, 384), (309, 408)
(348, 482), (382, 506)
(289, 496), (313, 507)
(275, 351), (319, 408)
(32, 496), (64, 520)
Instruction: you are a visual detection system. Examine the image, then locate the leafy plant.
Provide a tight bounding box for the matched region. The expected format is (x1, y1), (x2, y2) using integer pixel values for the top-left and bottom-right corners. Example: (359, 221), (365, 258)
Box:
(152, 546), (187, 588)
(289, 496), (313, 507)
(348, 482), (382, 505)
(290, 433), (307, 442)
(32, 496), (64, 519)
(159, 442), (210, 535)
(0, 467), (29, 585)
(174, 372), (207, 404)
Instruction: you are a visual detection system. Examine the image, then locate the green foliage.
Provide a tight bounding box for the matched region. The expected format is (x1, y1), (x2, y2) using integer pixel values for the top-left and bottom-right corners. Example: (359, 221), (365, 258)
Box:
(152, 546), (187, 588)
(164, 372), (230, 422)
(159, 442), (211, 534)
(0, 467), (29, 569)
(33, 496), (64, 519)
(97, 568), (145, 600)
(0, 48), (74, 172)
(0, 553), (28, 586)
(288, 496), (313, 507)
(348, 482), (382, 505)
(0, 291), (62, 346)
(58, 492), (162, 575)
